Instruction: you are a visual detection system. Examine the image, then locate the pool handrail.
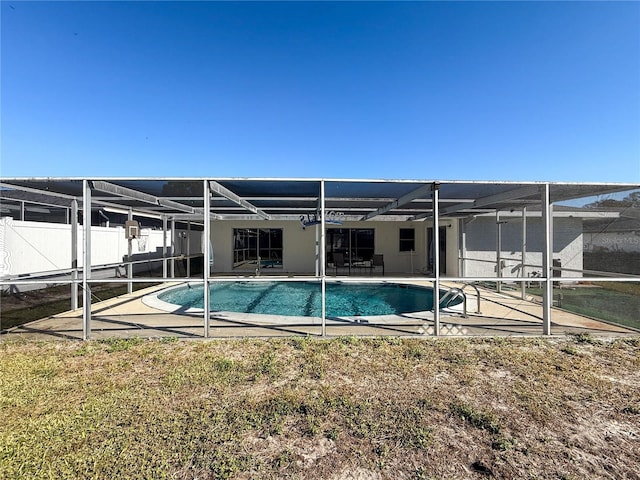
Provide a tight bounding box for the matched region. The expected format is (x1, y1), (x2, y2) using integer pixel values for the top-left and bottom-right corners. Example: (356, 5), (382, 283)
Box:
(437, 282), (483, 318)
(438, 287), (467, 318)
(460, 282), (482, 315)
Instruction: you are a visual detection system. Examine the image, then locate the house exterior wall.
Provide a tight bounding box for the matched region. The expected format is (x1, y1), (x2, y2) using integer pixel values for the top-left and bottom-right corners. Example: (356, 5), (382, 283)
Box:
(211, 220), (317, 273)
(461, 216), (583, 279)
(0, 213), (586, 280)
(210, 219), (460, 275)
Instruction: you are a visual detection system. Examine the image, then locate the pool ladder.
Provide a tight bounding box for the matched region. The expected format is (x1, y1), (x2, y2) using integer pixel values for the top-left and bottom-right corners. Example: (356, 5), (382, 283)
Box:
(436, 282), (482, 318)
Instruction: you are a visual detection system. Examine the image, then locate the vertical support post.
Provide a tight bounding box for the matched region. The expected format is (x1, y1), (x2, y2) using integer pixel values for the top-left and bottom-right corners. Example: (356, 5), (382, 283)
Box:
(186, 221), (191, 278)
(460, 218), (466, 278)
(320, 180), (326, 337)
(521, 207), (527, 300)
(496, 211), (502, 293)
(170, 218), (176, 278)
(203, 181), (211, 338)
(20, 201), (24, 221)
(162, 215), (168, 278)
(541, 184), (552, 335)
(432, 183), (440, 336)
(315, 223), (319, 277)
(82, 180), (92, 340)
(71, 198), (78, 310)
(127, 208), (133, 294)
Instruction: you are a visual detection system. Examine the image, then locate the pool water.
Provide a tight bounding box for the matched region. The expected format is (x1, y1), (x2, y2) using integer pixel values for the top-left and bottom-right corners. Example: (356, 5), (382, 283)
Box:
(157, 282), (463, 317)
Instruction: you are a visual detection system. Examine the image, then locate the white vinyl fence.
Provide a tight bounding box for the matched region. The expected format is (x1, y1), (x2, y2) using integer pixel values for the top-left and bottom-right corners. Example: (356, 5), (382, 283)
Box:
(0, 217), (201, 278)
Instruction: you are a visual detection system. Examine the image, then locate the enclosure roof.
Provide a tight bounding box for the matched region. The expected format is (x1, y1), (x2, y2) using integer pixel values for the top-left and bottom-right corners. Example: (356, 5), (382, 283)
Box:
(1, 178), (637, 221)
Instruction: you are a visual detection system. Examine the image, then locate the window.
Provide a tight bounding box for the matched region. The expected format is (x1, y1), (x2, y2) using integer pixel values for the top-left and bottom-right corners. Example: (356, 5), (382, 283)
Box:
(233, 228), (283, 269)
(326, 228), (374, 264)
(399, 228), (415, 252)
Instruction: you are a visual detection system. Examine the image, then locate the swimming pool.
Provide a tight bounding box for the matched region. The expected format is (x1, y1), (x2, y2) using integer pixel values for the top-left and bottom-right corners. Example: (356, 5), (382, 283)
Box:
(152, 281), (463, 318)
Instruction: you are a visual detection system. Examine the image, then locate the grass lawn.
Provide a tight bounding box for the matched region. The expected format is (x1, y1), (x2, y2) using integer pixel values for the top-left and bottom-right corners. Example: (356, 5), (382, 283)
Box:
(525, 282), (640, 331)
(1, 336), (639, 479)
(0, 283), (159, 331)
(555, 287), (640, 331)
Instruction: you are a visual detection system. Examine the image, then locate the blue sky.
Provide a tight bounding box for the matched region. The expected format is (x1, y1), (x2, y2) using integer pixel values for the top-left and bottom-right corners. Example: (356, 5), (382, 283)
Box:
(1, 1), (639, 182)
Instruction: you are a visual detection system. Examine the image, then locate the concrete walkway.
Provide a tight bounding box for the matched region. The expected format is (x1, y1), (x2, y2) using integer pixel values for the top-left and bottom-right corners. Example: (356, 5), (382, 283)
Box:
(2, 281), (636, 341)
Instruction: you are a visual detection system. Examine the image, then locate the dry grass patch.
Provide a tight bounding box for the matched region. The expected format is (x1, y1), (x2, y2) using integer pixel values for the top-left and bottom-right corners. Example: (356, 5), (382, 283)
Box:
(1, 336), (639, 479)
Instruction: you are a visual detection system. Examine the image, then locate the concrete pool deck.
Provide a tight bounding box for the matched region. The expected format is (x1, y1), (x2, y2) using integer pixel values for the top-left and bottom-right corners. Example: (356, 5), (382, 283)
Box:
(2, 281), (637, 341)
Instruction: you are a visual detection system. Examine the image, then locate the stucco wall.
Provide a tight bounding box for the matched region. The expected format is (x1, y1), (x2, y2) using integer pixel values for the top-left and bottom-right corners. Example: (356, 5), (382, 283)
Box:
(461, 216), (583, 278)
(210, 219), (459, 275)
(210, 220), (317, 273)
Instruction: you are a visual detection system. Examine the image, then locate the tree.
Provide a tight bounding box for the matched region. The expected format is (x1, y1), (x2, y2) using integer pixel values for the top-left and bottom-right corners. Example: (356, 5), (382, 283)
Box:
(585, 191), (640, 209)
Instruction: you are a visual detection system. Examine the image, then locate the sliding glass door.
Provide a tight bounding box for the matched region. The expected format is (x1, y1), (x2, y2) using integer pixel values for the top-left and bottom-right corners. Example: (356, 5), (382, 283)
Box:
(326, 228), (374, 265)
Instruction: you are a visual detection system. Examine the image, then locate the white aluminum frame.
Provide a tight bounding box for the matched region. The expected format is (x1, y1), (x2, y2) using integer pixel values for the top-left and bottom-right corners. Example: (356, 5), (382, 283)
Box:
(1, 177), (638, 339)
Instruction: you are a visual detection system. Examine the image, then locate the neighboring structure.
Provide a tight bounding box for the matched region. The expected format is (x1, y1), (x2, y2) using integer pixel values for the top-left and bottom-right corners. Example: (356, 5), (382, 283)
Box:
(583, 209), (640, 275)
(584, 212), (640, 254)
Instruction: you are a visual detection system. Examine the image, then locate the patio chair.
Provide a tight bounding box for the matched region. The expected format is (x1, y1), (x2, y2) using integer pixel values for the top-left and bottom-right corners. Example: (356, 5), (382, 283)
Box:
(371, 254), (384, 276)
(333, 252), (349, 275)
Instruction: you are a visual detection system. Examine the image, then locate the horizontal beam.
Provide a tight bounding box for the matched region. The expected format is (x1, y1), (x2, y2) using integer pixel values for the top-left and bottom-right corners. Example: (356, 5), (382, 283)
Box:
(92, 181), (196, 214)
(464, 184), (542, 209)
(0, 182), (77, 200)
(208, 181), (271, 220)
(361, 183), (433, 221)
(411, 185), (541, 220)
(170, 214), (208, 222)
(215, 213), (365, 222)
